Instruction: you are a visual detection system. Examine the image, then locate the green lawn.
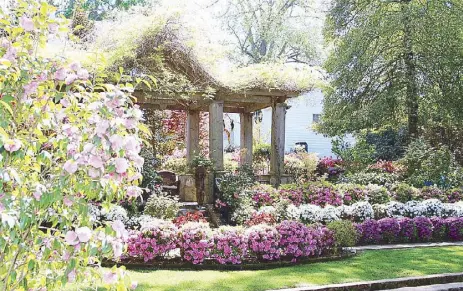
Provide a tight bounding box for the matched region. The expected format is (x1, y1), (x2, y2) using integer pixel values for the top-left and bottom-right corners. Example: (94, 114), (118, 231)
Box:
(77, 247), (463, 291)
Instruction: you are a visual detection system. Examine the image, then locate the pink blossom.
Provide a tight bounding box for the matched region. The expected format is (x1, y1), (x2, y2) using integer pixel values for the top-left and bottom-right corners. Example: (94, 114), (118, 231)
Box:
(33, 184), (46, 201)
(67, 269), (77, 283)
(77, 68), (89, 80)
(63, 196), (73, 207)
(23, 82), (38, 96)
(112, 220), (126, 234)
(128, 172), (142, 182)
(4, 139), (22, 152)
(65, 73), (77, 85)
(126, 186), (142, 198)
(62, 251), (71, 261)
(132, 155), (144, 169)
(75, 227), (92, 243)
(109, 135), (124, 151)
(112, 240), (124, 257)
(54, 67), (67, 80)
(65, 231), (79, 246)
(124, 136), (141, 154)
(103, 271), (118, 284)
(70, 62), (81, 71)
(48, 22), (59, 33)
(4, 46), (17, 61)
(63, 160), (78, 174)
(60, 98), (71, 108)
(114, 158), (129, 174)
(88, 167), (100, 178)
(96, 120), (110, 136)
(130, 281), (138, 290)
(88, 155), (104, 169)
(20, 15), (34, 31)
(123, 118), (137, 129)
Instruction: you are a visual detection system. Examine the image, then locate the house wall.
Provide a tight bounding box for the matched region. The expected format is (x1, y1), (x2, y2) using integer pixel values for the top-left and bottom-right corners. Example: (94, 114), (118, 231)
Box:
(224, 89), (351, 158)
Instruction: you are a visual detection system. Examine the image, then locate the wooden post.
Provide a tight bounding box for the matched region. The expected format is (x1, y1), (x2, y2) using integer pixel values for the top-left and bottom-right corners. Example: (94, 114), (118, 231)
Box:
(209, 101), (224, 171)
(270, 102), (287, 187)
(186, 110), (200, 164)
(239, 112), (253, 166)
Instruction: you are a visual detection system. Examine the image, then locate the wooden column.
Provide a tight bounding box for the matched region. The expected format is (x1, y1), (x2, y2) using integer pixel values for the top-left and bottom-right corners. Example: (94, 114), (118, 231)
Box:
(186, 110), (200, 164)
(209, 101), (224, 171)
(239, 112), (253, 166)
(270, 103), (287, 187)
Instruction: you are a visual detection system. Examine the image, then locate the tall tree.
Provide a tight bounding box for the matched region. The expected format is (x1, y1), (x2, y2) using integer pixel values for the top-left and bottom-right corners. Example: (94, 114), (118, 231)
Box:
(319, 0), (463, 140)
(215, 0), (323, 64)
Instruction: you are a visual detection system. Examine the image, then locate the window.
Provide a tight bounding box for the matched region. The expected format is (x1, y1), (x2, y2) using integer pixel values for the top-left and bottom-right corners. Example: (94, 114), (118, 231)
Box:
(313, 114), (321, 123)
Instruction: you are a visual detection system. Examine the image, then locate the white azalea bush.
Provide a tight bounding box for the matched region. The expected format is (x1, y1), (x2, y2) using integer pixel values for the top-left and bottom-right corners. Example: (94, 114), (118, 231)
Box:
(0, 2), (148, 290)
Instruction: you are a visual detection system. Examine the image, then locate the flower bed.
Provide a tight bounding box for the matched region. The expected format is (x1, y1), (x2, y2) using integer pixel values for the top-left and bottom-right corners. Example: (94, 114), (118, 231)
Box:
(356, 217), (463, 245)
(125, 221), (335, 265)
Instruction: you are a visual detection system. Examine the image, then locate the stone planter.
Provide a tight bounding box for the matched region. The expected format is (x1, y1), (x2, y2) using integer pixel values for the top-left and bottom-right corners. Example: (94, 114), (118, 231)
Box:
(178, 174), (196, 202)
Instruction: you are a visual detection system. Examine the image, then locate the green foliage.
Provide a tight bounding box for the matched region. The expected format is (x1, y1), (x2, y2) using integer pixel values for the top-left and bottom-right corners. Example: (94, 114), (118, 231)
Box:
(364, 128), (408, 161)
(55, 0), (149, 20)
(400, 138), (463, 188)
(342, 171), (399, 186)
(284, 151), (319, 182)
(217, 166), (256, 209)
(332, 136), (375, 173)
(320, 0), (463, 140)
(144, 192), (180, 219)
(190, 154), (214, 171)
(140, 147), (160, 190)
(327, 221), (357, 250)
(253, 143), (271, 162)
(390, 183), (420, 203)
(161, 157), (188, 174)
(216, 0), (320, 64)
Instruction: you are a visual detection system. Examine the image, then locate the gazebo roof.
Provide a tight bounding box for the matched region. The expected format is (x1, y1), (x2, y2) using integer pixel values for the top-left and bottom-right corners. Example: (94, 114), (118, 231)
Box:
(65, 13), (324, 113)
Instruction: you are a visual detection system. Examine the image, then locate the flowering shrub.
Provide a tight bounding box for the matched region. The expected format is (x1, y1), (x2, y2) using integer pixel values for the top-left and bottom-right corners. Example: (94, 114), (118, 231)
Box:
(391, 183), (420, 203)
(244, 212), (277, 226)
(356, 219), (381, 244)
(211, 226), (248, 264)
(447, 218), (463, 241)
(336, 183), (367, 205)
(447, 188), (463, 203)
(277, 221), (320, 261)
(251, 184), (277, 207)
(317, 205), (340, 223)
(127, 220), (178, 262)
(398, 218), (416, 242)
(286, 204), (302, 220)
(350, 201), (374, 222)
(104, 205), (129, 223)
(279, 189), (304, 206)
(316, 156), (344, 180)
(302, 183), (343, 207)
(419, 186), (446, 201)
(364, 184), (390, 204)
(172, 211), (207, 226)
(284, 151), (318, 182)
(246, 224), (281, 261)
(368, 160), (400, 174)
(421, 199), (444, 217)
(431, 217), (447, 241)
(299, 204), (322, 224)
(0, 2), (145, 289)
(178, 222), (213, 264)
(413, 217), (434, 241)
(377, 218), (401, 243)
(144, 192), (181, 219)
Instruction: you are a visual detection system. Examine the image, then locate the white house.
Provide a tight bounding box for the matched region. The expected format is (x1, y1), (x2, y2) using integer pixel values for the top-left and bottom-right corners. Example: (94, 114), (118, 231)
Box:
(223, 89), (342, 158)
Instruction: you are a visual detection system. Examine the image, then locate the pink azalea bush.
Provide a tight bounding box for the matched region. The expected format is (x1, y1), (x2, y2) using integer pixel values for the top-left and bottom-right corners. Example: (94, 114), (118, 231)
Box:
(178, 222), (214, 264)
(245, 224), (281, 261)
(127, 220), (179, 262)
(211, 226), (248, 264)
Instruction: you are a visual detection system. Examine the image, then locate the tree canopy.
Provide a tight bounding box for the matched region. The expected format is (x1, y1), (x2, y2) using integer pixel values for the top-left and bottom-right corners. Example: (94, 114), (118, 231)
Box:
(319, 0), (463, 141)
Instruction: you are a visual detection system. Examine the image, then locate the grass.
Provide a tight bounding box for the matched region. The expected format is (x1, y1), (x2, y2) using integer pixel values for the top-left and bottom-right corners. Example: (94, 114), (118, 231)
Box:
(74, 246), (463, 291)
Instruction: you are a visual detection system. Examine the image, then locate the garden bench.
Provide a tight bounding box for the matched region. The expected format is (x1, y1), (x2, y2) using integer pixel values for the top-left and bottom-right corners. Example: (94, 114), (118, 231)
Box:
(157, 170), (180, 196)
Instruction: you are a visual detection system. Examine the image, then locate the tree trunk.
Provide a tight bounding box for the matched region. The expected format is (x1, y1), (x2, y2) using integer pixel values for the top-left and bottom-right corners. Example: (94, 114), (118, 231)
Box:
(402, 3), (419, 140)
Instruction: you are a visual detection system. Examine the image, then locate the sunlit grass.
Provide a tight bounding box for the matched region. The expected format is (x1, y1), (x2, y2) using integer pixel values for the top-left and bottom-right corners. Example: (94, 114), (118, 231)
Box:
(71, 246), (463, 291)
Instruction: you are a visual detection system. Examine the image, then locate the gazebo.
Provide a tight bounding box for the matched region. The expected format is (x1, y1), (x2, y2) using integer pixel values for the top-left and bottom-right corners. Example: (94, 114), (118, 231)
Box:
(77, 16), (320, 190)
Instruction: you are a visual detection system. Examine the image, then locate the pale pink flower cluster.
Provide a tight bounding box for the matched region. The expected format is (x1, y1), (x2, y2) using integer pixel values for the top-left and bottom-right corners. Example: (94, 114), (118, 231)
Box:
(178, 222), (214, 264)
(211, 226), (248, 264)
